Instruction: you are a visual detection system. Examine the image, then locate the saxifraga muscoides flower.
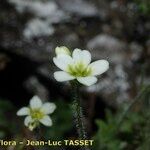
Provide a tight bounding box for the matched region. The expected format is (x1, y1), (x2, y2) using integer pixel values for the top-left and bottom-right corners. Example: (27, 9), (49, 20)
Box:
(17, 96), (56, 131)
(53, 46), (109, 86)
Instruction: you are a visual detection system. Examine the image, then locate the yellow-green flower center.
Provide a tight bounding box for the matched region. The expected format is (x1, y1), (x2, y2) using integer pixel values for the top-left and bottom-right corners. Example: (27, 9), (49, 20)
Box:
(30, 109), (44, 120)
(67, 61), (92, 77)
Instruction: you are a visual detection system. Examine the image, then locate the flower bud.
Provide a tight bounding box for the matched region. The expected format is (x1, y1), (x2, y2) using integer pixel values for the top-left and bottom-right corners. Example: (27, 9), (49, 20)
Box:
(55, 46), (71, 56)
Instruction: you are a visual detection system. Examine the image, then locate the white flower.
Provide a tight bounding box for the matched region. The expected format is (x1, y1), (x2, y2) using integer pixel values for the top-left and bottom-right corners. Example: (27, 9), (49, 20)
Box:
(53, 48), (109, 86)
(55, 46), (71, 56)
(17, 96), (56, 131)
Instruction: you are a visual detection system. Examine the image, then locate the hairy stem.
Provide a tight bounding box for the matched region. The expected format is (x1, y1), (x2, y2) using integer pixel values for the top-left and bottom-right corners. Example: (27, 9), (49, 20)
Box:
(71, 82), (87, 140)
(71, 82), (92, 150)
(34, 126), (42, 150)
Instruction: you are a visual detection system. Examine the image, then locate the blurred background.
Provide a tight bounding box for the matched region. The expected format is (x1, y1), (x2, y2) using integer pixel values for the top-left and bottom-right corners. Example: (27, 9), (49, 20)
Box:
(0, 0), (150, 150)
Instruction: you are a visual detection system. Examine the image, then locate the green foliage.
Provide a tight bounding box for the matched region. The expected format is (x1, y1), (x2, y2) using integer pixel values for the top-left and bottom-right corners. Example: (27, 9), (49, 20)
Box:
(44, 100), (73, 140)
(134, 0), (150, 14)
(93, 85), (150, 150)
(0, 86), (149, 150)
(93, 109), (146, 150)
(0, 99), (15, 138)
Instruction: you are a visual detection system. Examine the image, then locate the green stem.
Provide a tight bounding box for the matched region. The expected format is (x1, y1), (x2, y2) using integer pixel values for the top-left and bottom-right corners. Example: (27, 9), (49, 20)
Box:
(71, 82), (87, 140)
(71, 82), (92, 150)
(34, 126), (42, 150)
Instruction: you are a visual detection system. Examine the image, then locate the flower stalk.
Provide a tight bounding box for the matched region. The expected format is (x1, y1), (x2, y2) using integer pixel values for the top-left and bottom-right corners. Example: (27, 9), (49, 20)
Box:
(71, 81), (87, 140)
(71, 82), (92, 150)
(34, 126), (41, 140)
(33, 128), (42, 150)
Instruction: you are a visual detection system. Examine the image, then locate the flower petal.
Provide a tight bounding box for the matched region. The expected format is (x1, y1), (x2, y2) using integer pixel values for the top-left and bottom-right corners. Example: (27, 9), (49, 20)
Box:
(39, 115), (52, 126)
(17, 107), (30, 116)
(53, 55), (73, 71)
(24, 116), (33, 127)
(73, 49), (91, 65)
(55, 46), (71, 56)
(30, 96), (42, 109)
(89, 60), (109, 76)
(54, 71), (75, 82)
(41, 102), (56, 114)
(77, 76), (97, 86)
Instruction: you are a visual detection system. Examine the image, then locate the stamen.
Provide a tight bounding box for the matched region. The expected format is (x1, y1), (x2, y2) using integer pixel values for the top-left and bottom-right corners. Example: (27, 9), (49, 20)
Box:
(67, 62), (92, 77)
(30, 109), (44, 120)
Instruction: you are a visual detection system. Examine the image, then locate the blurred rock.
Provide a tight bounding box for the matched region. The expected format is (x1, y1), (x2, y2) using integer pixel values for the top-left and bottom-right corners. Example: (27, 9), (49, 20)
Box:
(9, 0), (67, 22)
(87, 64), (129, 105)
(9, 0), (69, 41)
(23, 19), (54, 39)
(87, 34), (127, 64)
(62, 33), (80, 48)
(0, 53), (10, 71)
(24, 76), (49, 101)
(146, 39), (150, 56)
(129, 42), (143, 62)
(56, 0), (98, 17)
(136, 76), (150, 87)
(0, 0), (149, 108)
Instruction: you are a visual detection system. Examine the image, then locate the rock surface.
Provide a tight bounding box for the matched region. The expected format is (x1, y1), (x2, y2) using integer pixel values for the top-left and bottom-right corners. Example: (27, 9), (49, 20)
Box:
(0, 0), (149, 108)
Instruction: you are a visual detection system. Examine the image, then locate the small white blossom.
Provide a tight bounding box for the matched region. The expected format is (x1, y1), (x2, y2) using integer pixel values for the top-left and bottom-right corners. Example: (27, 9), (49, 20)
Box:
(55, 46), (71, 56)
(53, 47), (109, 86)
(17, 96), (56, 131)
